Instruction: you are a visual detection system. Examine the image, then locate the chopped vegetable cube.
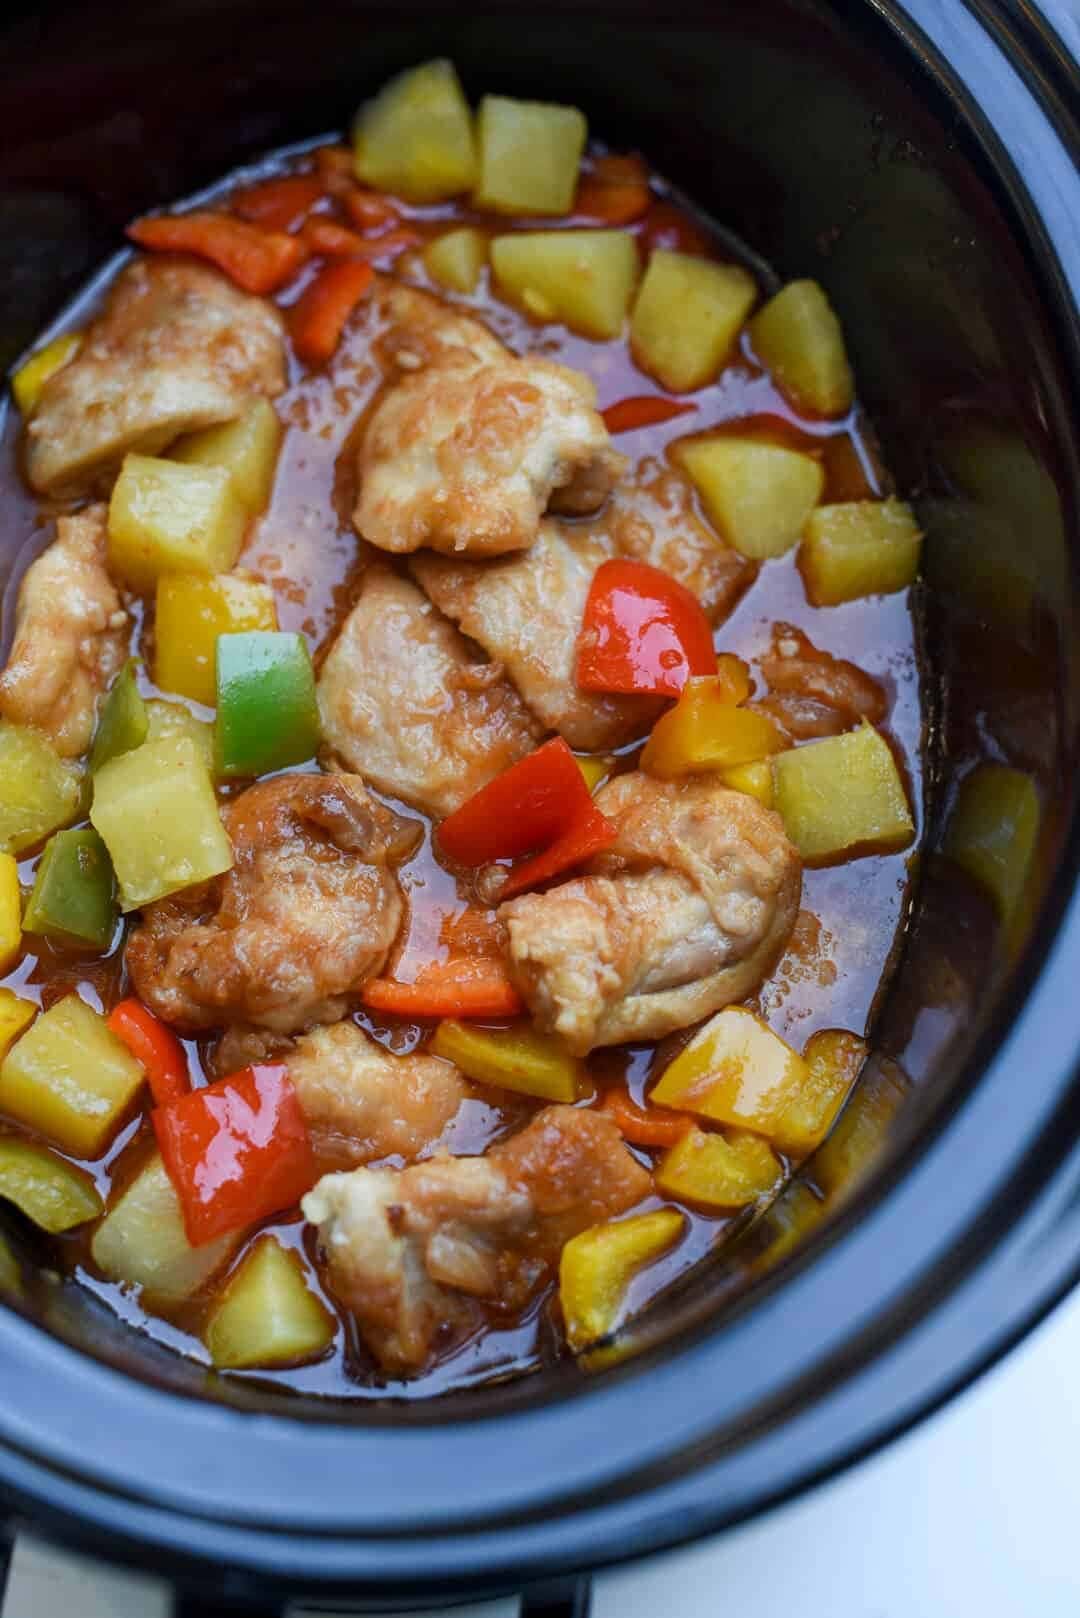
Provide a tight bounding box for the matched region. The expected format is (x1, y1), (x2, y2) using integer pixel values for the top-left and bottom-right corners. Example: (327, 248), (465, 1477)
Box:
(23, 828), (117, 951)
(0, 854), (22, 973)
(776, 1028), (868, 1155)
(474, 95), (587, 215)
(214, 631), (320, 778)
(656, 1126), (782, 1210)
(641, 678), (786, 779)
(0, 722), (84, 856)
(153, 1064), (316, 1246)
(801, 498), (922, 605)
(91, 736), (234, 910)
(423, 227), (488, 294)
(172, 398), (283, 513)
(578, 558), (716, 698)
(0, 1137), (103, 1232)
(560, 1208), (684, 1351)
(0, 993), (144, 1158)
(675, 436), (824, 560)
(91, 1153), (240, 1301)
(144, 700), (214, 771)
(490, 230), (639, 339)
(0, 990), (36, 1063)
(107, 454), (249, 594)
(748, 279), (854, 418)
(772, 723), (914, 861)
(127, 211), (304, 295)
(630, 251), (757, 392)
(205, 1236), (335, 1369)
(651, 1007), (811, 1151)
(107, 999), (190, 1108)
(944, 764), (1039, 947)
(89, 660), (148, 774)
(354, 60), (477, 202)
(155, 574), (278, 708)
(431, 1020), (584, 1103)
(11, 331), (81, 415)
(721, 759), (775, 807)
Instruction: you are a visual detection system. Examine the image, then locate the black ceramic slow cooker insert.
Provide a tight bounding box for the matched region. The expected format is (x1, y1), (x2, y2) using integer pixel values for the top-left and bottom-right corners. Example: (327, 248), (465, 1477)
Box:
(0, 0), (1078, 1612)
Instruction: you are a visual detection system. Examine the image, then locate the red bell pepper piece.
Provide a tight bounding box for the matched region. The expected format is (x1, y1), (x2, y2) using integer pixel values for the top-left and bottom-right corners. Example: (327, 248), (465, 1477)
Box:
(128, 211), (306, 295)
(362, 959), (523, 1020)
(437, 737), (597, 866)
(598, 1088), (693, 1148)
(232, 175), (325, 233)
(107, 998), (190, 1108)
(601, 395), (699, 434)
(288, 259), (375, 365)
(499, 800), (616, 898)
(153, 1064), (316, 1246)
(577, 558), (716, 698)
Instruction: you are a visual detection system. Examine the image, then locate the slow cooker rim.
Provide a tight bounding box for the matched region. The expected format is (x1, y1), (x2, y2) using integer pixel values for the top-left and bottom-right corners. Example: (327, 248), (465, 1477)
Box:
(0, 0), (1079, 1599)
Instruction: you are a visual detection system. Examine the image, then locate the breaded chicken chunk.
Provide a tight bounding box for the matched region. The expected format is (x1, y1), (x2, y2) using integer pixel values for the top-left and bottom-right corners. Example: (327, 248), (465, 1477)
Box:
(25, 257), (286, 495)
(500, 773), (801, 1053)
(0, 505), (128, 756)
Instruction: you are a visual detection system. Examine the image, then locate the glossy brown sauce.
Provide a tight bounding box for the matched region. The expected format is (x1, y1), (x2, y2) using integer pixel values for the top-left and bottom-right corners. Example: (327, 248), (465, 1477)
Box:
(0, 140), (923, 1398)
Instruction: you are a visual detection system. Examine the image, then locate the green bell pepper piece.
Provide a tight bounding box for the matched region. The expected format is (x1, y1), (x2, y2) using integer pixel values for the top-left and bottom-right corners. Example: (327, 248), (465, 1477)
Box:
(0, 1136), (103, 1232)
(214, 631), (320, 779)
(23, 828), (118, 950)
(90, 659), (149, 773)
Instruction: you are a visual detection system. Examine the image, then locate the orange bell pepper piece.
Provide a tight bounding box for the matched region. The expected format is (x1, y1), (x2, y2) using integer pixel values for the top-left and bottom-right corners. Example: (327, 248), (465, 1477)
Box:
(641, 677), (786, 779)
(128, 211), (306, 294)
(301, 218), (368, 257)
(107, 998), (190, 1108)
(232, 175), (325, 233)
(288, 259), (375, 365)
(598, 1088), (694, 1148)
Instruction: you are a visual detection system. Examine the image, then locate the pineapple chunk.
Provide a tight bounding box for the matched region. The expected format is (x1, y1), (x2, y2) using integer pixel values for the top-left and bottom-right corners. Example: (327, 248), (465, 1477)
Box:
(91, 736), (234, 910)
(749, 279), (854, 418)
(773, 722), (914, 861)
(0, 1137), (103, 1233)
(171, 398), (282, 513)
(144, 701), (215, 771)
(651, 1007), (811, 1153)
(423, 227), (488, 294)
(107, 454), (248, 594)
(0, 994), (144, 1158)
(0, 854), (22, 973)
(559, 1209), (684, 1352)
(474, 95), (587, 215)
(656, 1126), (782, 1210)
(0, 722), (84, 857)
(630, 251), (757, 392)
(490, 230), (639, 339)
(721, 759), (775, 808)
(0, 990), (36, 1063)
(675, 436), (824, 559)
(205, 1236), (335, 1369)
(944, 764), (1038, 946)
(354, 60), (476, 203)
(11, 331), (81, 415)
(91, 1153), (239, 1302)
(801, 498), (922, 605)
(813, 1059), (907, 1198)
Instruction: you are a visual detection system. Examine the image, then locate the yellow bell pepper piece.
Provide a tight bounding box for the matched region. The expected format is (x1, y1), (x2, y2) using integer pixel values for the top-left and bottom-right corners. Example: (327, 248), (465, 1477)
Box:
(656, 1125), (782, 1210)
(720, 760), (775, 808)
(641, 678), (786, 780)
(573, 753), (612, 794)
(560, 1208), (685, 1352)
(205, 1236), (335, 1369)
(944, 764), (1038, 952)
(0, 989), (36, 1063)
(0, 1137), (103, 1233)
(11, 331), (81, 415)
(431, 1020), (584, 1103)
(154, 573), (278, 707)
(651, 1006), (811, 1152)
(0, 854), (22, 973)
(772, 722), (914, 861)
(714, 653), (752, 704)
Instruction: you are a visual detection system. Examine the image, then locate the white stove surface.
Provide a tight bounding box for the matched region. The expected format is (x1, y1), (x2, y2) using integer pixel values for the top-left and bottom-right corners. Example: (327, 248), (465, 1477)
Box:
(8, 1281), (1080, 1617)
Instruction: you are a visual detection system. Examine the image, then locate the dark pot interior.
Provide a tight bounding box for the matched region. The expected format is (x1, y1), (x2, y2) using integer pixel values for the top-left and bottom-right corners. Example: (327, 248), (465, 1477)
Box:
(0, 0), (1077, 1603)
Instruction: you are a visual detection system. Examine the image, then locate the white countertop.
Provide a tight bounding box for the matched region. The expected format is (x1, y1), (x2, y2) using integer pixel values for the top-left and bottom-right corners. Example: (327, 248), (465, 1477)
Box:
(9, 1280), (1080, 1616)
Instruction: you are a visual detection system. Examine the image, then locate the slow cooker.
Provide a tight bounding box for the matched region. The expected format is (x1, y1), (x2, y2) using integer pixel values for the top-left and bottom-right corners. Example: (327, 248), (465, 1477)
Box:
(0, 0), (1077, 1612)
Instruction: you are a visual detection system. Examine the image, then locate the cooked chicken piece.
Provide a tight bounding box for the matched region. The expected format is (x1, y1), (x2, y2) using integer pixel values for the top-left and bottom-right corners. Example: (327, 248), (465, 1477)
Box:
(757, 622), (888, 740)
(317, 563), (540, 819)
(413, 521), (661, 752)
(303, 1104), (650, 1372)
(25, 257), (286, 496)
(355, 284), (624, 556)
(0, 506), (128, 756)
(287, 1020), (475, 1167)
(500, 773), (801, 1053)
(127, 774), (419, 1033)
